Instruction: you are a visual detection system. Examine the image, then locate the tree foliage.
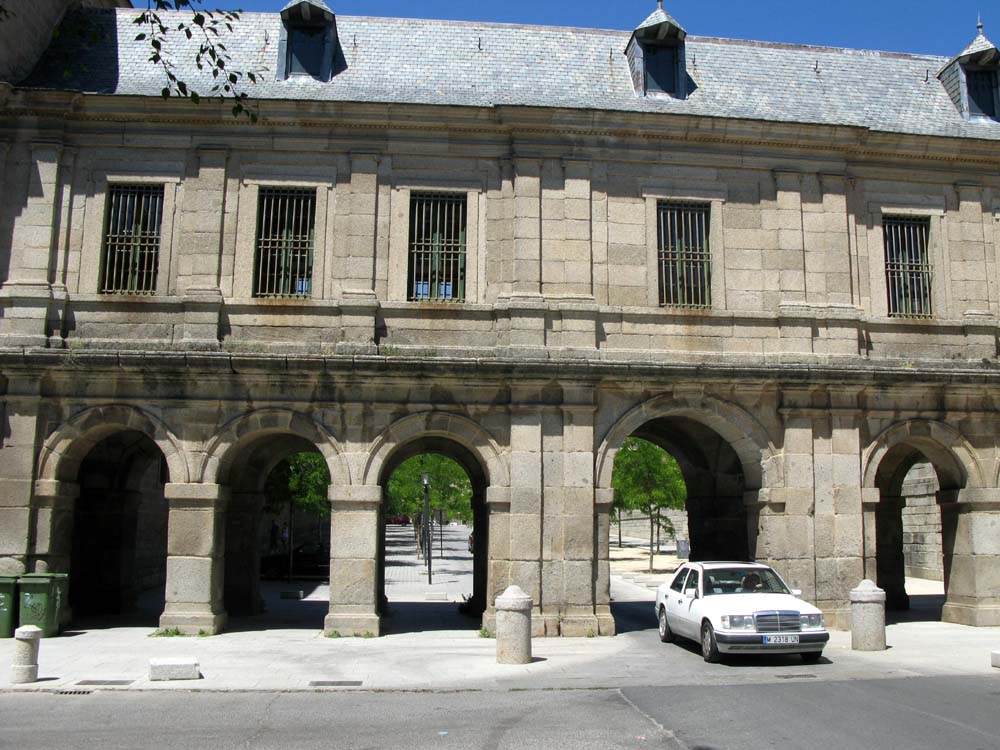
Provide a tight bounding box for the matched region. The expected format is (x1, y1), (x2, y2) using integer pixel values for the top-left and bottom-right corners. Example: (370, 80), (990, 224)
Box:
(611, 437), (686, 571)
(264, 452), (331, 518)
(386, 454), (473, 524)
(133, 0), (263, 120)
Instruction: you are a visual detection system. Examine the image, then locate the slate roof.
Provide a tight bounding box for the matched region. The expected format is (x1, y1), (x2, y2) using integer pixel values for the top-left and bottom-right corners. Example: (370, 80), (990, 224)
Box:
(18, 7), (1000, 142)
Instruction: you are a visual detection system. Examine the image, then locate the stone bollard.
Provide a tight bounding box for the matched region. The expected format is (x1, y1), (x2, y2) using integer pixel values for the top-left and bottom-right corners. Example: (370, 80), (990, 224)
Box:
(495, 585), (533, 665)
(11, 625), (42, 684)
(850, 579), (887, 651)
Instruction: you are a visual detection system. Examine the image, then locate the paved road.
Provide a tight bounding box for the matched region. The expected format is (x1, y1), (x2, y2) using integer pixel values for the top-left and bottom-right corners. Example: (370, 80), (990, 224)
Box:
(2, 675), (999, 749)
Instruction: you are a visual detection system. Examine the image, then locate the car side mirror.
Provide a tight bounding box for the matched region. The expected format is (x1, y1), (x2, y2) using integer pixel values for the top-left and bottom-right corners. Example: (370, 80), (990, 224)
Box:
(684, 588), (698, 600)
(791, 589), (802, 597)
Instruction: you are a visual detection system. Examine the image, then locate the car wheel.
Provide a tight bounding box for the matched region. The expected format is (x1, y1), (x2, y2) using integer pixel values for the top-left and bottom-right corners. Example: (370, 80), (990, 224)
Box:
(658, 606), (674, 643)
(801, 651), (822, 664)
(701, 621), (721, 663)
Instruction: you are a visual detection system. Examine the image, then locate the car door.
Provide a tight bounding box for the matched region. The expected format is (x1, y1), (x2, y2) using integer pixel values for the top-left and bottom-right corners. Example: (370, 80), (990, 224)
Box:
(664, 567), (691, 636)
(676, 569), (702, 638)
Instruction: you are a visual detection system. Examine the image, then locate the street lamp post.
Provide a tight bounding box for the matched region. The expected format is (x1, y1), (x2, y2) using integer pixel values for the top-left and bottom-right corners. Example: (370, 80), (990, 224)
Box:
(422, 472), (432, 584)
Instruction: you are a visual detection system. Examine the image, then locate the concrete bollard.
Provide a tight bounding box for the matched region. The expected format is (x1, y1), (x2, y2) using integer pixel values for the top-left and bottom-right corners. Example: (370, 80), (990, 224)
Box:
(850, 579), (887, 651)
(11, 625), (42, 684)
(495, 585), (533, 665)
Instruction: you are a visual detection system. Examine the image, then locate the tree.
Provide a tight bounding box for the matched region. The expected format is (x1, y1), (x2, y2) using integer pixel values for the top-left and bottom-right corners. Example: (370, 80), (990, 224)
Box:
(386, 454), (473, 556)
(610, 437), (686, 573)
(264, 452), (331, 519)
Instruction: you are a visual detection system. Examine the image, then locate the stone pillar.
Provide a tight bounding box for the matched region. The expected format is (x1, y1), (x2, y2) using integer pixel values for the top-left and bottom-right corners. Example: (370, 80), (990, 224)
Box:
(495, 585), (532, 664)
(224, 492), (265, 616)
(0, 376), (44, 577)
(874, 495), (909, 610)
(0, 142), (61, 346)
(512, 158), (541, 296)
(28, 480), (78, 575)
(508, 396), (544, 637)
(850, 579), (886, 651)
(940, 489), (1000, 627)
(159, 483), (228, 635)
(594, 487), (615, 635)
(325, 485), (380, 636)
(481, 485), (511, 634)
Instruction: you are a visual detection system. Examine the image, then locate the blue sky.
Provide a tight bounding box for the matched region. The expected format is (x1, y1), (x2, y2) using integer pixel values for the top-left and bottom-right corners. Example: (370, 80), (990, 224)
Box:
(221, 1), (991, 57)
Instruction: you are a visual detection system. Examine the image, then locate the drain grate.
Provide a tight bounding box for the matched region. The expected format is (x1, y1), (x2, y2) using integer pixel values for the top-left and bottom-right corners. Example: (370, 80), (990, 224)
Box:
(76, 679), (134, 686)
(309, 680), (363, 687)
(57, 690), (93, 696)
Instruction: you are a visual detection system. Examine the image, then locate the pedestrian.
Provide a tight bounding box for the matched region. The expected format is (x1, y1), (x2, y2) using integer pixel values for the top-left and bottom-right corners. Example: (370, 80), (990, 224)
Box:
(269, 519), (279, 552)
(281, 522), (290, 551)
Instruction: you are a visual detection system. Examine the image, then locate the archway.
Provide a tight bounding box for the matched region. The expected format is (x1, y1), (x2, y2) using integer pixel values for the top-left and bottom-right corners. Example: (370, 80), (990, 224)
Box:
(376, 437), (488, 633)
(69, 429), (169, 626)
(865, 424), (970, 621)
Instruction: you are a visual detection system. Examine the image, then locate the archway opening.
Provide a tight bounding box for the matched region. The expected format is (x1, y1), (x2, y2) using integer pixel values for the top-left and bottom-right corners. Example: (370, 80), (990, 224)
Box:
(872, 441), (956, 622)
(220, 434), (331, 631)
(69, 430), (169, 627)
(378, 438), (486, 633)
(607, 418), (750, 634)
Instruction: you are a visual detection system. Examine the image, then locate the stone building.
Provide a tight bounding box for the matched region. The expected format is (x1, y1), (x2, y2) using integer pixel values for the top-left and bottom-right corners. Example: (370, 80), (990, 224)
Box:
(1, 1), (1000, 635)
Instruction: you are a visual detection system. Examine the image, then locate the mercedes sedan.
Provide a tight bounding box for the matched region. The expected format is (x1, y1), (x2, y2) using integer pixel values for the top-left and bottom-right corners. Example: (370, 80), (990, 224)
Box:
(654, 561), (829, 663)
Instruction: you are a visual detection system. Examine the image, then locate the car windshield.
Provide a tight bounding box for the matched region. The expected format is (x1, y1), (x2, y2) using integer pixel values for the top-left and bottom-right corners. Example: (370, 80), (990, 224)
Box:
(702, 567), (790, 596)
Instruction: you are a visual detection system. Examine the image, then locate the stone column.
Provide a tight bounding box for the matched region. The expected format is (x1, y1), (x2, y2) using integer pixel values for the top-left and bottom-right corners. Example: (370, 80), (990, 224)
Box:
(594, 487), (615, 635)
(874, 495), (909, 610)
(850, 579), (887, 651)
(224, 492), (265, 616)
(0, 143), (62, 346)
(325, 485), (380, 636)
(27, 480), (78, 576)
(508, 397), (544, 637)
(941, 489), (1000, 626)
(481, 485), (511, 634)
(0, 376), (44, 577)
(160, 483), (228, 635)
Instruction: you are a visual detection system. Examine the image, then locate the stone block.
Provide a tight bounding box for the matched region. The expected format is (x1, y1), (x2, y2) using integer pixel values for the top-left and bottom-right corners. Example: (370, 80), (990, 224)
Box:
(165, 555), (223, 605)
(167, 509), (222, 558)
(329, 512), (378, 558)
(328, 559), (377, 605)
(149, 657), (201, 681)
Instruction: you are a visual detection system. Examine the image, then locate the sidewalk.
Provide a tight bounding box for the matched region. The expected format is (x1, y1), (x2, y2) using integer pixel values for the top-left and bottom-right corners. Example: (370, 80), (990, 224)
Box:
(0, 527), (997, 693)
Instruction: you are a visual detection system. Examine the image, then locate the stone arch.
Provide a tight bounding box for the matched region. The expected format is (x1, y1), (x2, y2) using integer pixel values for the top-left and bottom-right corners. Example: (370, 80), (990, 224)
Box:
(595, 393), (775, 493)
(861, 419), (984, 493)
(199, 408), (351, 489)
(36, 404), (189, 485)
(362, 411), (509, 489)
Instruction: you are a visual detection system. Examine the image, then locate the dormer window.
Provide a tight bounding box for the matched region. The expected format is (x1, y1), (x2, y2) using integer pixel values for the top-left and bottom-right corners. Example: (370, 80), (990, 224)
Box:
(626, 1), (688, 99)
(277, 0), (337, 82)
(939, 18), (1000, 122)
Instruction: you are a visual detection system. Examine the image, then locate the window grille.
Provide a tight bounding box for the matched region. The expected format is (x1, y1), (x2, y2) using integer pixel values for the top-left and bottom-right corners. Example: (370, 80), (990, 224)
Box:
(883, 216), (932, 319)
(407, 193), (467, 303)
(656, 202), (711, 308)
(100, 184), (164, 295)
(253, 187), (316, 298)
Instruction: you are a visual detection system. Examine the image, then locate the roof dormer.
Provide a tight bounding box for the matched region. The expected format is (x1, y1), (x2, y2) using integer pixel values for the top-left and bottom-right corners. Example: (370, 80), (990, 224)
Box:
(625, 1), (688, 99)
(939, 18), (1000, 121)
(277, 0), (338, 82)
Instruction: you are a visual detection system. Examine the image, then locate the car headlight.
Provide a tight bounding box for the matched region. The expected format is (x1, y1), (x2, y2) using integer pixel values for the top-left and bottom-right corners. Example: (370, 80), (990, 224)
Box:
(800, 613), (824, 630)
(720, 615), (755, 631)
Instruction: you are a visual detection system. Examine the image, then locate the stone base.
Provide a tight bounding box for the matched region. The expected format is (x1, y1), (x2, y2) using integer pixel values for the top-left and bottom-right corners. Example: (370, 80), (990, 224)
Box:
(597, 613), (617, 636)
(10, 665), (38, 684)
(324, 613), (381, 637)
(481, 612), (496, 635)
(818, 605), (852, 631)
(559, 615), (600, 637)
(158, 611), (227, 635)
(149, 657), (201, 681)
(942, 602), (1000, 627)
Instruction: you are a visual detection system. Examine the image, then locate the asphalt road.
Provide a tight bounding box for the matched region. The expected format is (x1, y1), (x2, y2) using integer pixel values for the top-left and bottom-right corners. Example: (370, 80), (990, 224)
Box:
(3, 675), (1000, 750)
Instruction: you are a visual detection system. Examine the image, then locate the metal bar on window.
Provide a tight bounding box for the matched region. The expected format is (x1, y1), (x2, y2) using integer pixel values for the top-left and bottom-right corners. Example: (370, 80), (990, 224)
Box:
(407, 193), (467, 302)
(253, 187), (316, 298)
(656, 202), (711, 308)
(100, 184), (164, 295)
(883, 216), (931, 319)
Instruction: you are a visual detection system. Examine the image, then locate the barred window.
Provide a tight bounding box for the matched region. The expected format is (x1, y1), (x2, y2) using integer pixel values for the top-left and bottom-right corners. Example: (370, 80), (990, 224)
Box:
(100, 185), (164, 295)
(883, 217), (932, 319)
(253, 188), (316, 298)
(657, 202), (711, 308)
(407, 193), (467, 303)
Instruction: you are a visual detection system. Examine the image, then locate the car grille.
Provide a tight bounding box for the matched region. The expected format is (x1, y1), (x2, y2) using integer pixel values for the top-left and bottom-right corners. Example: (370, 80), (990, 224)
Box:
(754, 611), (801, 633)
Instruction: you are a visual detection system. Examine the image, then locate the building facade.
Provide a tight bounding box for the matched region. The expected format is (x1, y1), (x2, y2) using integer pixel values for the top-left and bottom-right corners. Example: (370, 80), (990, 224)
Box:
(2, 2), (1000, 635)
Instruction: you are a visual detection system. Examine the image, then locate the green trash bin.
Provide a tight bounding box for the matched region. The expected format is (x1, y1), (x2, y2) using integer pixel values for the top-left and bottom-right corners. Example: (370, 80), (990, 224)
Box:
(0, 577), (17, 638)
(18, 575), (59, 637)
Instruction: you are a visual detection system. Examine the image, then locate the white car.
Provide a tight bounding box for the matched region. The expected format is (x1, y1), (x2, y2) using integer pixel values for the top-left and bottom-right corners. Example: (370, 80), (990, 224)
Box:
(654, 561), (829, 663)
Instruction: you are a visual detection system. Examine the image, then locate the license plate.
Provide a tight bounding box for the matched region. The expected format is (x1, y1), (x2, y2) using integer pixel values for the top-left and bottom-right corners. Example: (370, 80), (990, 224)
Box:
(763, 634), (800, 644)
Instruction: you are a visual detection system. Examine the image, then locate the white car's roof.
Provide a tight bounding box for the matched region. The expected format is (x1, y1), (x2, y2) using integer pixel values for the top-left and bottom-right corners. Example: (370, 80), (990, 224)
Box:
(683, 561), (772, 571)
